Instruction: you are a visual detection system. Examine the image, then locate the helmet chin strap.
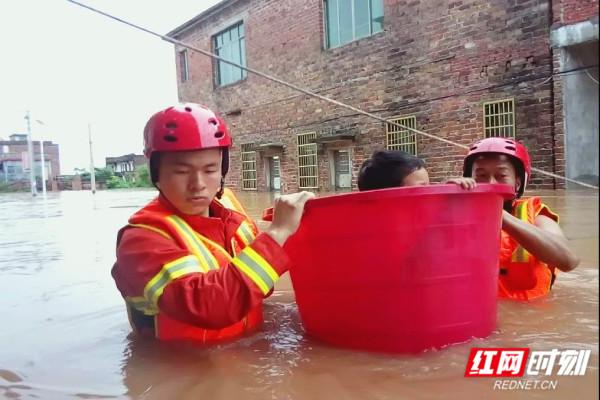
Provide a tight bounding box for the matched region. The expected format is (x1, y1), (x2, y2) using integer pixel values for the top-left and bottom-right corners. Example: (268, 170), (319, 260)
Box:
(217, 148), (228, 199)
(216, 177), (225, 199)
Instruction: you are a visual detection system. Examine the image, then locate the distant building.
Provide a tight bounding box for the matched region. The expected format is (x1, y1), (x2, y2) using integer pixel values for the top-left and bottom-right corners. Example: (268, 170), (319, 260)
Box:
(105, 153), (146, 178)
(0, 134), (61, 186)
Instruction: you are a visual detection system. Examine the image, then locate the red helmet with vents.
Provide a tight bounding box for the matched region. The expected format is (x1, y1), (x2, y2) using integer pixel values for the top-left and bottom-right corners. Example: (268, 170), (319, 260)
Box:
(463, 137), (531, 197)
(143, 103), (232, 158)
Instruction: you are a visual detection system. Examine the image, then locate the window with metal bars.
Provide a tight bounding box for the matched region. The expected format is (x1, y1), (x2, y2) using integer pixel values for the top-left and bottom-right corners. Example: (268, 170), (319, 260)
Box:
(386, 116), (418, 155)
(241, 143), (257, 190)
(483, 99), (515, 138)
(297, 132), (318, 189)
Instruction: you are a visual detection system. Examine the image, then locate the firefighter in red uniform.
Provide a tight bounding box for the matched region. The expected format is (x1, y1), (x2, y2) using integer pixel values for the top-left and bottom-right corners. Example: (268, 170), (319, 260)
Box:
(112, 103), (314, 342)
(460, 137), (580, 301)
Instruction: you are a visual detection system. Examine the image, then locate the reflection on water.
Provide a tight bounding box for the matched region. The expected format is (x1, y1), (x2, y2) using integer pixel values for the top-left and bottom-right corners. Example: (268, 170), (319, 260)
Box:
(0, 189), (598, 399)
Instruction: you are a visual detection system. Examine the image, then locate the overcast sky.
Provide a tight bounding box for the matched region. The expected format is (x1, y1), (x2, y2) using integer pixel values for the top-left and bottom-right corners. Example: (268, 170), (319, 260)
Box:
(0, 0), (221, 174)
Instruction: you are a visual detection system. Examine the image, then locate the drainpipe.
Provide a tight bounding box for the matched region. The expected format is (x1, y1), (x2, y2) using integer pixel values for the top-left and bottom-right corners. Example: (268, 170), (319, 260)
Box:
(548, 0), (558, 189)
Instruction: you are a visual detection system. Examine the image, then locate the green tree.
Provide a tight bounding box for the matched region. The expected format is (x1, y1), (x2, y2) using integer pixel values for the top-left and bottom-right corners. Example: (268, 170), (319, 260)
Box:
(93, 167), (114, 183)
(134, 164), (152, 187)
(80, 167), (114, 183)
(107, 175), (130, 189)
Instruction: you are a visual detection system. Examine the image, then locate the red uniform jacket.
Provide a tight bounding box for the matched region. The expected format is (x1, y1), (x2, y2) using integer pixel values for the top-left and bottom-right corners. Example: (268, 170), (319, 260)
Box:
(112, 193), (289, 341)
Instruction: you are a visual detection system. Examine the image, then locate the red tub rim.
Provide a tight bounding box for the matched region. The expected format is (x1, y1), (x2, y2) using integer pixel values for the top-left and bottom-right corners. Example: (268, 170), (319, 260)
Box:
(303, 183), (514, 210)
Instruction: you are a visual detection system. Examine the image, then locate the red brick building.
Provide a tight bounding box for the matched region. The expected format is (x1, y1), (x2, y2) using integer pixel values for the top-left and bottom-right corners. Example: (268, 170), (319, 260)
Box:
(168, 0), (598, 192)
(0, 134), (61, 187)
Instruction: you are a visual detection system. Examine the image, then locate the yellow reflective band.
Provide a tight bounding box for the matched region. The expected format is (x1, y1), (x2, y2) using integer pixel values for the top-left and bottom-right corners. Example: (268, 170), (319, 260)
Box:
(518, 201), (528, 222)
(166, 215), (219, 271)
(232, 257), (270, 295)
(218, 196), (236, 211)
(128, 223), (172, 240)
(126, 296), (158, 315)
(236, 221), (255, 246)
(231, 247), (279, 295)
(512, 202), (531, 262)
(512, 245), (530, 262)
(144, 255), (203, 306)
(242, 246), (279, 283)
(217, 189), (250, 216)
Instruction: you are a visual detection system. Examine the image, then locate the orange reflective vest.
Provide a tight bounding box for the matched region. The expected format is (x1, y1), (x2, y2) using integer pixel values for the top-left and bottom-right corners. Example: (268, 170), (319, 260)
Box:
(498, 197), (559, 301)
(124, 189), (263, 343)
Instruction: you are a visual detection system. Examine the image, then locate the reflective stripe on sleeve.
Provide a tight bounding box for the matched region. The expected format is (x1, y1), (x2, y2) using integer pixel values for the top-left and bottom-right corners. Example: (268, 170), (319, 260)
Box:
(231, 246), (279, 295)
(236, 220), (256, 246)
(143, 255), (204, 306)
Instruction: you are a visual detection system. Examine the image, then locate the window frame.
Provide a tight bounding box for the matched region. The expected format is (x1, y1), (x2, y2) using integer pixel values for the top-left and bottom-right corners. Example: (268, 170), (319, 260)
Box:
(386, 115), (418, 155)
(241, 143), (258, 190)
(213, 22), (247, 87)
(324, 0), (384, 49)
(297, 132), (319, 189)
(483, 98), (516, 138)
(179, 49), (189, 82)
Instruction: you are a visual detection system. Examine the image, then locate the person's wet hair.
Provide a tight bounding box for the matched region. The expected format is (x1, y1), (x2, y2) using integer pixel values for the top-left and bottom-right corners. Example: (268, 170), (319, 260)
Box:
(358, 150), (426, 191)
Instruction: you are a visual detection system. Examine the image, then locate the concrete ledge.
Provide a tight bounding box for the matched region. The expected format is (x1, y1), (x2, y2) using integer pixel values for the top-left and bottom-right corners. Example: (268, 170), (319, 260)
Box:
(551, 17), (599, 48)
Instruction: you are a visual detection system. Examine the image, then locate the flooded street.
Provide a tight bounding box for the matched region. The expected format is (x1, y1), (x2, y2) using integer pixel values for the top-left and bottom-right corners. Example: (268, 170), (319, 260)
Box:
(0, 189), (597, 399)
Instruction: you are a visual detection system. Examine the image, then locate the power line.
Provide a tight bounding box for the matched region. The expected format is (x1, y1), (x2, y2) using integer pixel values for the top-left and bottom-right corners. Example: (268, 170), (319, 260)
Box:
(585, 69), (599, 85)
(64, 0), (599, 190)
(232, 64), (596, 115)
(236, 65), (597, 119)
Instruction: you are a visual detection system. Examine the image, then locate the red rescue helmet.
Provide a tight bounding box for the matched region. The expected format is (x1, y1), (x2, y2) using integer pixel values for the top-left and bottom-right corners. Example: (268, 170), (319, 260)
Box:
(144, 103), (232, 184)
(463, 137), (531, 197)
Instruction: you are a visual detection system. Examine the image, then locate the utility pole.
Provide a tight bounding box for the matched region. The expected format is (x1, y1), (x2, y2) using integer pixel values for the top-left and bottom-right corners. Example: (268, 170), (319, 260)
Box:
(25, 111), (37, 196)
(40, 139), (47, 196)
(88, 123), (96, 194)
(36, 120), (47, 196)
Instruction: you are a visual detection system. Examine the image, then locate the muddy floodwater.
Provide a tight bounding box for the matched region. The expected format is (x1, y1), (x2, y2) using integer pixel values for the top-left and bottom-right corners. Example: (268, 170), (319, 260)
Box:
(0, 189), (597, 399)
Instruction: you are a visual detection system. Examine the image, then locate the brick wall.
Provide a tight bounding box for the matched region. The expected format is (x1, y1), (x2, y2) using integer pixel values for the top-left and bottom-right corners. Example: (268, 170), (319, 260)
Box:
(173, 0), (563, 192)
(552, 0), (598, 26)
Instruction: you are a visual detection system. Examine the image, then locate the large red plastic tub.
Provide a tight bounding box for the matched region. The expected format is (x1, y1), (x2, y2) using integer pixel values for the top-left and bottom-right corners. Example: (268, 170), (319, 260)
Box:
(283, 184), (513, 354)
